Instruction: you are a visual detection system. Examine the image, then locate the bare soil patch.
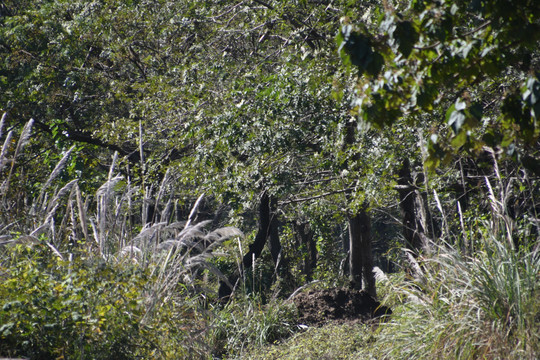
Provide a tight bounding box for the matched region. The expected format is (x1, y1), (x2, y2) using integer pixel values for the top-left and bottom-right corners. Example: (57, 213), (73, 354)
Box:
(291, 287), (391, 327)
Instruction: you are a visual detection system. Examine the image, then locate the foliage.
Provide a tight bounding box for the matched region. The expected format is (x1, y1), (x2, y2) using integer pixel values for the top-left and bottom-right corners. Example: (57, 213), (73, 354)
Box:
(1, 0), (540, 358)
(241, 322), (374, 360)
(0, 243), (158, 359)
(0, 116), (242, 359)
(366, 238), (540, 360)
(237, 234), (540, 360)
(338, 0), (540, 170)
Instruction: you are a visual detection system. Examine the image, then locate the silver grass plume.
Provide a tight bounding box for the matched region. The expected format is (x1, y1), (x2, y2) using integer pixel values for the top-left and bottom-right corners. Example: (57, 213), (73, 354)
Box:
(0, 130), (13, 173)
(31, 146), (77, 216)
(0, 112), (6, 140)
(42, 145), (76, 191)
(75, 184), (89, 240)
(12, 119), (34, 159)
(3, 119), (33, 193)
(184, 193), (205, 229)
(96, 175), (123, 197)
(43, 179), (79, 222)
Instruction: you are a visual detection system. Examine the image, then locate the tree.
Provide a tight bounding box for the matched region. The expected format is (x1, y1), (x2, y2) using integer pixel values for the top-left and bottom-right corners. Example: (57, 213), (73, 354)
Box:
(338, 0), (540, 252)
(1, 0), (400, 297)
(338, 0), (540, 168)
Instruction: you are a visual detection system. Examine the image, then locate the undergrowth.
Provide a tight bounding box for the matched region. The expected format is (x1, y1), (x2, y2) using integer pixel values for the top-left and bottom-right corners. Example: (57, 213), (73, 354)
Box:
(0, 118), (238, 359)
(367, 237), (540, 360)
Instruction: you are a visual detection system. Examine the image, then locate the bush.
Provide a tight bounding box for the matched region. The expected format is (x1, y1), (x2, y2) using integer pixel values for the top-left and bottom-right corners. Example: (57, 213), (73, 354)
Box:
(0, 241), (200, 359)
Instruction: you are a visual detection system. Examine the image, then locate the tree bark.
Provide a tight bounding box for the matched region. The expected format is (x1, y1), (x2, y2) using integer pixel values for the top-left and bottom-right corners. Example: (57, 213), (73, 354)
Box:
(241, 191), (272, 268)
(348, 204), (376, 297)
(294, 221), (317, 281)
(267, 196), (289, 277)
(343, 120), (376, 297)
(397, 159), (426, 252)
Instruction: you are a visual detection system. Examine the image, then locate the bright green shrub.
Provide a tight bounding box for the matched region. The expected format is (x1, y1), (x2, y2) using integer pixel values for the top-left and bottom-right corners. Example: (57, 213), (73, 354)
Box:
(0, 242), (159, 359)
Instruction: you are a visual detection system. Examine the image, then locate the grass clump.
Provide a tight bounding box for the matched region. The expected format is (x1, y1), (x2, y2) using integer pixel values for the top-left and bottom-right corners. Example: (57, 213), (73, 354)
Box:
(360, 238), (540, 360)
(208, 295), (298, 358)
(240, 322), (375, 360)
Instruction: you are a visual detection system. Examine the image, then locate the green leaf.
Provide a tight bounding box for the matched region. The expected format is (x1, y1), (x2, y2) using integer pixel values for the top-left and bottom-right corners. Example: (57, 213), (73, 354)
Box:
(340, 26), (382, 77)
(393, 21), (418, 58)
(451, 130), (467, 148)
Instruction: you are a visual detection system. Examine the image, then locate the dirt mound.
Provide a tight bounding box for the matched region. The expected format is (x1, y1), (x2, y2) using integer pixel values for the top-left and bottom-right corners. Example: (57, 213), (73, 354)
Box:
(292, 287), (391, 327)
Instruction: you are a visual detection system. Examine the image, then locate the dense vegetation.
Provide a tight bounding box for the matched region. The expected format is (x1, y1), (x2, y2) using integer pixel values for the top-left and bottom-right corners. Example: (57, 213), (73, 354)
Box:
(1, 0), (539, 359)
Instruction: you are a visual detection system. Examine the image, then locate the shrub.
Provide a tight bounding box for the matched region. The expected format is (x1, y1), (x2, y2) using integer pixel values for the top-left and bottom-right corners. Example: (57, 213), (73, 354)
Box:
(0, 242), (157, 359)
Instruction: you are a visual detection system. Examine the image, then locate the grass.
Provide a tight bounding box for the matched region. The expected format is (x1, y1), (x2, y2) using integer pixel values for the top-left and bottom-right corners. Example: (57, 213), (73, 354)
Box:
(240, 322), (375, 360)
(208, 295), (298, 358)
(368, 237), (539, 359)
(237, 236), (539, 360)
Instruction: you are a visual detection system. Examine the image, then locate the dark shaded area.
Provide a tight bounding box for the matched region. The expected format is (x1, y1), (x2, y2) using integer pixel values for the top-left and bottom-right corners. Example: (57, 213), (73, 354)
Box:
(219, 191), (288, 300)
(292, 287), (391, 327)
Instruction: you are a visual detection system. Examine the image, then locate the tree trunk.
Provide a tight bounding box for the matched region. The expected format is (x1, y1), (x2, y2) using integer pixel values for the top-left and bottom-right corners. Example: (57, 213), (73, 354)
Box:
(397, 159), (426, 252)
(348, 204), (376, 297)
(343, 120), (376, 297)
(294, 220), (317, 281)
(267, 196), (290, 277)
(241, 191), (272, 268)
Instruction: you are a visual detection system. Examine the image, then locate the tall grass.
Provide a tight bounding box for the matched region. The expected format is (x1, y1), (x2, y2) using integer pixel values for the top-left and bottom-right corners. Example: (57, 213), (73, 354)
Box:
(208, 294), (298, 358)
(370, 237), (539, 359)
(0, 115), (244, 358)
(367, 168), (540, 359)
(0, 117), (242, 292)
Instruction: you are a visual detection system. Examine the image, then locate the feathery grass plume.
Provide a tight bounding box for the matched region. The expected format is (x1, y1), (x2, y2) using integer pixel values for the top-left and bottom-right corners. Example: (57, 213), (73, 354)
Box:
(44, 179), (78, 215)
(485, 176), (515, 249)
(132, 221), (168, 244)
(432, 189), (449, 240)
(31, 146), (76, 217)
(108, 151), (118, 179)
(75, 184), (89, 240)
(118, 244), (143, 262)
(3, 119), (33, 194)
(137, 214), (243, 309)
(0, 112), (6, 140)
(0, 130), (13, 174)
(153, 168), (171, 223)
(96, 174), (123, 256)
(178, 219), (212, 241)
(43, 145), (76, 192)
(185, 193), (205, 229)
(11, 118), (33, 160)
(57, 184), (80, 246)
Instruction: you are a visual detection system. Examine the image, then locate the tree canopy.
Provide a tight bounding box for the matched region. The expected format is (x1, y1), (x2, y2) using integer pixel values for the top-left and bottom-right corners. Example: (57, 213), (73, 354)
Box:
(338, 0), (540, 170)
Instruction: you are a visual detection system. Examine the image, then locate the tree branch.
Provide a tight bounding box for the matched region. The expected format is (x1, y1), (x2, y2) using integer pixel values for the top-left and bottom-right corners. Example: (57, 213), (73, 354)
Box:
(280, 187), (354, 205)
